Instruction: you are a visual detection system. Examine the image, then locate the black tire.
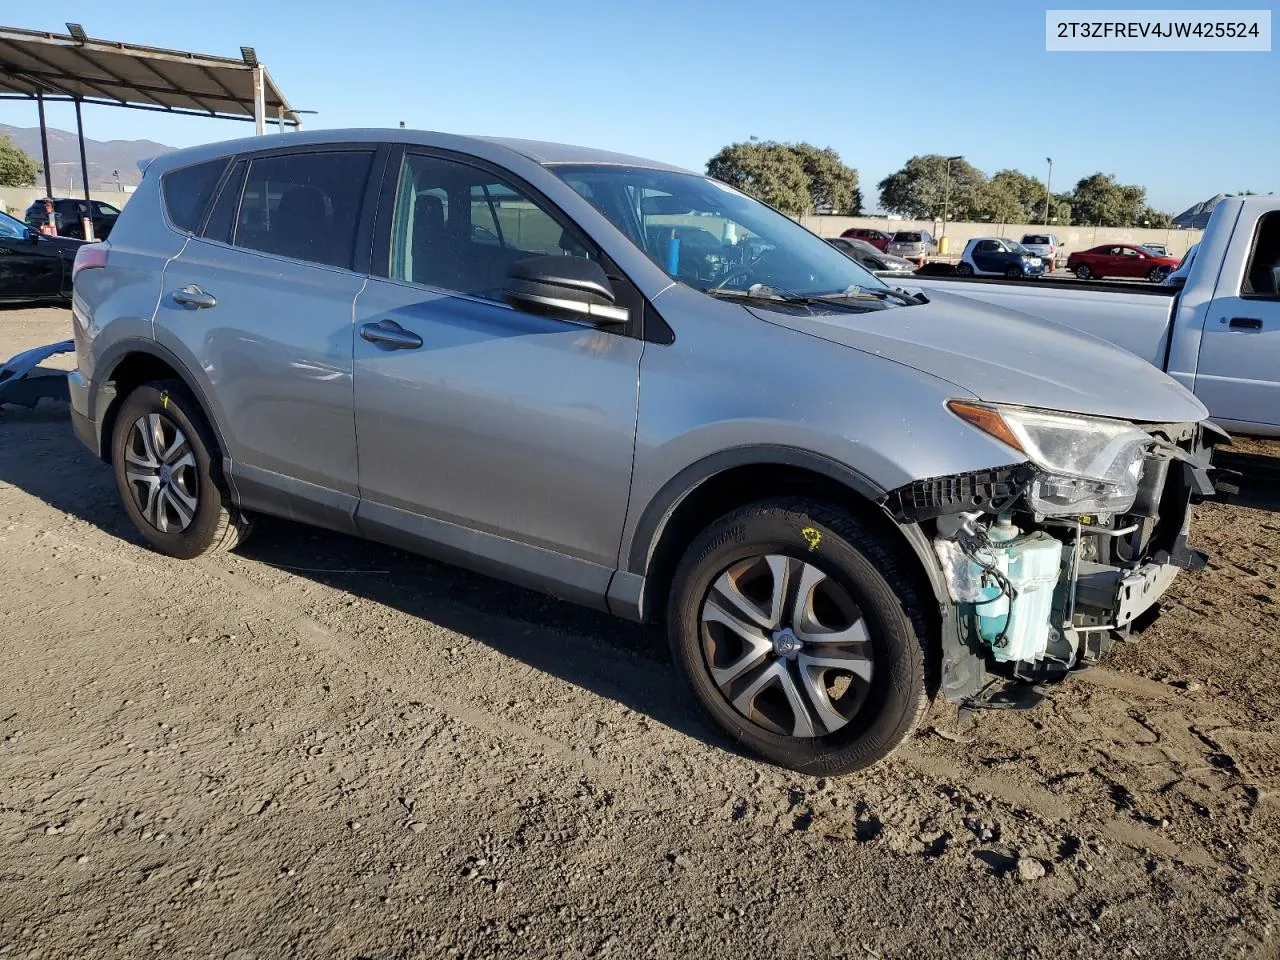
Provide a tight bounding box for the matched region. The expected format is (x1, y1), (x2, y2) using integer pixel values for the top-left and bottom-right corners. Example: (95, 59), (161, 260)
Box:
(667, 498), (934, 775)
(1004, 266), (1022, 280)
(1146, 267), (1164, 282)
(955, 262), (974, 277)
(1075, 264), (1093, 280)
(110, 379), (251, 559)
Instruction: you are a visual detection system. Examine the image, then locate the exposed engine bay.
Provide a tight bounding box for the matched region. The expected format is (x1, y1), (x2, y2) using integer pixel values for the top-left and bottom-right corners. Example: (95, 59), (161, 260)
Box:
(886, 406), (1224, 700)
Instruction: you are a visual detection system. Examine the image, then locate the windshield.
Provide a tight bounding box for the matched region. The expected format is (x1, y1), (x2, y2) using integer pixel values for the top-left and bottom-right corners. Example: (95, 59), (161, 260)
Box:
(551, 165), (884, 297)
(893, 232), (922, 243)
(1022, 235), (1049, 245)
(0, 210), (27, 239)
(1003, 240), (1031, 253)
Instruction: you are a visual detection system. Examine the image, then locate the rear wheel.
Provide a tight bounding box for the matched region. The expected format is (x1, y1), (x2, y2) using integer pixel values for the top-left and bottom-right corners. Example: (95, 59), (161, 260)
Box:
(110, 380), (251, 559)
(955, 262), (974, 277)
(1075, 264), (1093, 280)
(667, 498), (934, 775)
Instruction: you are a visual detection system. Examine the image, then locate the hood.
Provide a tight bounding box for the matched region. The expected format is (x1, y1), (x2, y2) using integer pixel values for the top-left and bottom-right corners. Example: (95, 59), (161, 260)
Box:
(748, 289), (1208, 424)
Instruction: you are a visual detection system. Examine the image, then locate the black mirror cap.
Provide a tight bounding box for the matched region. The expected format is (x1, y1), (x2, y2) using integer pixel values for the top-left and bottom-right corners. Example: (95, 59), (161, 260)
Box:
(503, 255), (629, 326)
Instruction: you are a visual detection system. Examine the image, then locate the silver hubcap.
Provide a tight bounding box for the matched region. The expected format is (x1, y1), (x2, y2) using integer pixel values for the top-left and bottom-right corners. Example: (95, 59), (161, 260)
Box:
(699, 555), (874, 739)
(124, 413), (198, 533)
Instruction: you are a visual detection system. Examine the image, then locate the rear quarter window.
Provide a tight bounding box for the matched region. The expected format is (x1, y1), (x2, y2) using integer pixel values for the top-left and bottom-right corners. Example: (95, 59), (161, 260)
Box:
(161, 159), (229, 234)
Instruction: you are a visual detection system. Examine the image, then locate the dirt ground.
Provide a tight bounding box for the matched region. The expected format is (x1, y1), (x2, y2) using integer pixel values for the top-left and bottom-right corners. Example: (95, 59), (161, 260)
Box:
(1, 305), (1278, 960)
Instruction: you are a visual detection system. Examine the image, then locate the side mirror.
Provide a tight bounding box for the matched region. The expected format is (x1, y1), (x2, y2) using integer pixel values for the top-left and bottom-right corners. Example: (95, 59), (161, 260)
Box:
(25, 227), (38, 242)
(504, 256), (629, 326)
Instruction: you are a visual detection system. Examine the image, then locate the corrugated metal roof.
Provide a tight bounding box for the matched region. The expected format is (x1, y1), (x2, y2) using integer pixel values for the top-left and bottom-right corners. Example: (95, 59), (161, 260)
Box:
(0, 25), (297, 124)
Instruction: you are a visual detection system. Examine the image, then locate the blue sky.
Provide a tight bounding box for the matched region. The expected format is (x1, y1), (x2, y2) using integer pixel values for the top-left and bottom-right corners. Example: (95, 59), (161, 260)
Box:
(6, 1), (1276, 213)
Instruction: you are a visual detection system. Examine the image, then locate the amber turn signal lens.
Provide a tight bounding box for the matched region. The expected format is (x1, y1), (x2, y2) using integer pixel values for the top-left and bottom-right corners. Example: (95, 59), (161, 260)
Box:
(946, 400), (1026, 453)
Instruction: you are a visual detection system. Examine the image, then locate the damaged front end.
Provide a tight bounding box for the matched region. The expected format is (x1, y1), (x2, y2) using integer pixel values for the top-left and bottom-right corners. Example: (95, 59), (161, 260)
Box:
(884, 402), (1225, 705)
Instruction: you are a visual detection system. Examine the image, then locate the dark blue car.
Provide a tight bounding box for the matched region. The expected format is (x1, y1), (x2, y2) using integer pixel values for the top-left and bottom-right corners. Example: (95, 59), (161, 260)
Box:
(956, 237), (1045, 279)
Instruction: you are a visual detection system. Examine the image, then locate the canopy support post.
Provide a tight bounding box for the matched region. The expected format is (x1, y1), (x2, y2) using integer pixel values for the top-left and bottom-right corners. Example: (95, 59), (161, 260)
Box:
(36, 89), (54, 200)
(252, 65), (265, 135)
(74, 97), (95, 241)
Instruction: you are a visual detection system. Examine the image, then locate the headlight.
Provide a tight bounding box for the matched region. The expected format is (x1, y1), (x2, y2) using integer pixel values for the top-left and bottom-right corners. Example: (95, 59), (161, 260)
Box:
(947, 401), (1151, 515)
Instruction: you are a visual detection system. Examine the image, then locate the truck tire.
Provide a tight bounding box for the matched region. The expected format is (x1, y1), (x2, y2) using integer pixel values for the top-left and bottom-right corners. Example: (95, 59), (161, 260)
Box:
(110, 380), (252, 559)
(667, 498), (934, 775)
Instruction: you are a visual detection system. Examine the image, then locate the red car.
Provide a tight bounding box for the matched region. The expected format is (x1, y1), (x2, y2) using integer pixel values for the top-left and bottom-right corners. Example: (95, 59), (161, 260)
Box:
(1066, 243), (1180, 281)
(839, 227), (892, 251)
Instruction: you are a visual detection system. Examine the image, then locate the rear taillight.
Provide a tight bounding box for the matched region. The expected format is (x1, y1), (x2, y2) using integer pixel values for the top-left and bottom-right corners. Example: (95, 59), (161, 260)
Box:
(72, 243), (109, 281)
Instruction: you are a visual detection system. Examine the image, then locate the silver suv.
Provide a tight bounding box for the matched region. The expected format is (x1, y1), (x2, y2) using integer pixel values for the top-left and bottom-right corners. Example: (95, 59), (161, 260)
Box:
(69, 130), (1218, 774)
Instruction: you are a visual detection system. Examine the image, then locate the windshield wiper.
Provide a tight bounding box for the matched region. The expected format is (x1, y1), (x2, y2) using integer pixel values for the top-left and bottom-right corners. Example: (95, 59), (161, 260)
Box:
(811, 285), (923, 307)
(703, 283), (813, 305)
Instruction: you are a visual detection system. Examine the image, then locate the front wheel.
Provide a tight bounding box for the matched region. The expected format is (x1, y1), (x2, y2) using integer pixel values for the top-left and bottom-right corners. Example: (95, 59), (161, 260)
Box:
(1146, 267), (1166, 282)
(110, 380), (252, 559)
(1004, 266), (1022, 279)
(1075, 264), (1093, 280)
(667, 499), (934, 775)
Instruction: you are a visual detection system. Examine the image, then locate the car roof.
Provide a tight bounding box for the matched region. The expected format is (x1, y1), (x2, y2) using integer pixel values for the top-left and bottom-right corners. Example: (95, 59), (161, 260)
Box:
(138, 128), (695, 177)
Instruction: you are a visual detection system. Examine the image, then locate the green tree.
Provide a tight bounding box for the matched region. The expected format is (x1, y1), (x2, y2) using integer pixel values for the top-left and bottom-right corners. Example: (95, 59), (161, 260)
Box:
(987, 169), (1052, 222)
(706, 141), (860, 215)
(975, 176), (1025, 224)
(706, 141), (811, 215)
(877, 155), (986, 221)
(1137, 206), (1173, 228)
(1047, 193), (1073, 226)
(789, 143), (861, 215)
(0, 135), (38, 187)
(1069, 173), (1146, 227)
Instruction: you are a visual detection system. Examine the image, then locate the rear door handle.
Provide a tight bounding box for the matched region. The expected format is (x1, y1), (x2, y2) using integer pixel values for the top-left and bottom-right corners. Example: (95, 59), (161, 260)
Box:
(1228, 316), (1263, 331)
(360, 319), (422, 350)
(172, 284), (216, 309)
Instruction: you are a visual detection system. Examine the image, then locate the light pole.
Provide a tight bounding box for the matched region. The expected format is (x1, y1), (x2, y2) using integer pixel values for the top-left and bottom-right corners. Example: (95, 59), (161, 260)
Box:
(1043, 157), (1054, 224)
(942, 155), (963, 244)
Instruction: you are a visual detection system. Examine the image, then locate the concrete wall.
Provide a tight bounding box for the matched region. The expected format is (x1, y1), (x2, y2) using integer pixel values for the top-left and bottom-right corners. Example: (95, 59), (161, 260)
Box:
(0, 186), (134, 217)
(798, 214), (1202, 258)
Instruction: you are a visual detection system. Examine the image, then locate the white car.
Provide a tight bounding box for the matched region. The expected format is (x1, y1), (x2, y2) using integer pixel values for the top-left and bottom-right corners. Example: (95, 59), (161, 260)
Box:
(1019, 233), (1060, 270)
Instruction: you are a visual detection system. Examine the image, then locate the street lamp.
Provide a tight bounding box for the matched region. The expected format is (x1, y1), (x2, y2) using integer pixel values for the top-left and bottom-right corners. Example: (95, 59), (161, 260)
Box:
(942, 155), (963, 243)
(1043, 157), (1054, 224)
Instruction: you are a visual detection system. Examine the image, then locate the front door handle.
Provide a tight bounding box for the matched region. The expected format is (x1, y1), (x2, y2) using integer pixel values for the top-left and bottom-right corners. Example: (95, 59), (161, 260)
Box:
(360, 319), (422, 350)
(1228, 316), (1263, 331)
(172, 284), (216, 309)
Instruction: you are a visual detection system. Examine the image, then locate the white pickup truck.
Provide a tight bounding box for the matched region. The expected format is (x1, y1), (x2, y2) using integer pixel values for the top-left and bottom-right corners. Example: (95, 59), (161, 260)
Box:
(906, 196), (1280, 437)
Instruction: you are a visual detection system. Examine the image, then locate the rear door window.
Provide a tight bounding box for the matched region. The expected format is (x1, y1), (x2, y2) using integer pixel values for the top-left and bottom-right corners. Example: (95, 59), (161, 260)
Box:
(161, 159), (229, 234)
(1243, 211), (1280, 298)
(233, 150), (375, 270)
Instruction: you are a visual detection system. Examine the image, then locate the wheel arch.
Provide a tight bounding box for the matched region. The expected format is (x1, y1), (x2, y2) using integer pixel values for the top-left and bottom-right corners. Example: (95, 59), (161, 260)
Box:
(95, 339), (230, 469)
(621, 447), (947, 617)
(614, 447), (973, 701)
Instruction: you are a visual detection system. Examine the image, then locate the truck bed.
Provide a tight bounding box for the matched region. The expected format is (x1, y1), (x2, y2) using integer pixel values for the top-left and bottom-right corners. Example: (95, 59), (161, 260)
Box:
(900, 275), (1178, 368)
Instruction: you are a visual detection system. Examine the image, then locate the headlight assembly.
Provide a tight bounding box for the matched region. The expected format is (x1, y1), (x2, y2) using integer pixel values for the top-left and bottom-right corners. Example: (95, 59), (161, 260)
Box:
(947, 401), (1151, 515)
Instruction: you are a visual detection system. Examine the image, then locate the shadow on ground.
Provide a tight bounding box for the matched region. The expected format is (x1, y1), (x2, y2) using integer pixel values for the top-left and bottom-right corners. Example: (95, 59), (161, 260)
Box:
(0, 400), (723, 751)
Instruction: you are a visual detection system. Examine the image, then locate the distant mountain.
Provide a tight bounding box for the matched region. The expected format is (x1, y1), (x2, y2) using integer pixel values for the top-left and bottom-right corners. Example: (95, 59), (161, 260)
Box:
(0, 123), (175, 191)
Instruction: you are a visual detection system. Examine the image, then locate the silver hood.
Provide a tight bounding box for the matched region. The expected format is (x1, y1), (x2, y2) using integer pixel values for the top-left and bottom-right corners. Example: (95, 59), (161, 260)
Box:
(750, 289), (1208, 424)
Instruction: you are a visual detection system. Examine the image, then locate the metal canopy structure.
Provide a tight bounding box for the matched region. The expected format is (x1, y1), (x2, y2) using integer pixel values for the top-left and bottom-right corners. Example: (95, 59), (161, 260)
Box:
(0, 23), (302, 238)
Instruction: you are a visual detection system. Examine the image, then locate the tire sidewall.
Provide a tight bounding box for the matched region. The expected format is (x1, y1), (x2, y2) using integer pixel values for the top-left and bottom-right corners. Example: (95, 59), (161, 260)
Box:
(110, 382), (227, 559)
(668, 503), (927, 775)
